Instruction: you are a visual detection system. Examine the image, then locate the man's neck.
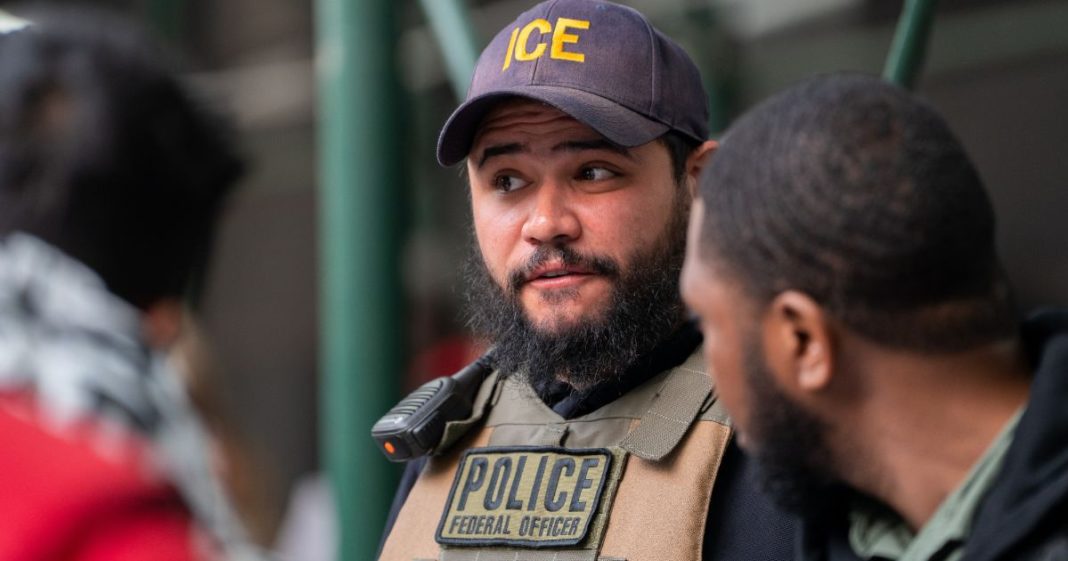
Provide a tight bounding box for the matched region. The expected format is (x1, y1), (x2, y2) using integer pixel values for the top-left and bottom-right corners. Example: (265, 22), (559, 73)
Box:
(837, 339), (1031, 530)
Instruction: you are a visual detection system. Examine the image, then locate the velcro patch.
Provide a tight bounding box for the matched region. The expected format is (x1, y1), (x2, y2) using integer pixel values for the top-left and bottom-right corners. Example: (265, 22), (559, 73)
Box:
(436, 447), (614, 548)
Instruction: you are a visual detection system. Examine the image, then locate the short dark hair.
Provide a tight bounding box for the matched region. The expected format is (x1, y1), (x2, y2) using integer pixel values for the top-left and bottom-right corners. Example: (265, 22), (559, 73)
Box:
(0, 9), (243, 309)
(695, 73), (1015, 351)
(658, 130), (701, 186)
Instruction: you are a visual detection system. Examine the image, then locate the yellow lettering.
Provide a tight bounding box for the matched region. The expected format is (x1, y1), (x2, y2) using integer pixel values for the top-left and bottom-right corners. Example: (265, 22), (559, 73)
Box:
(551, 18), (588, 62)
(502, 26), (519, 71)
(515, 18), (551, 62)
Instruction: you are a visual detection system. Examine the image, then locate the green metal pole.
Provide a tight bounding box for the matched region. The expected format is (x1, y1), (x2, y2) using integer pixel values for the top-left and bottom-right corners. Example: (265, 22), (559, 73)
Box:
(684, 3), (737, 135)
(417, 0), (481, 100)
(316, 0), (404, 560)
(883, 0), (942, 89)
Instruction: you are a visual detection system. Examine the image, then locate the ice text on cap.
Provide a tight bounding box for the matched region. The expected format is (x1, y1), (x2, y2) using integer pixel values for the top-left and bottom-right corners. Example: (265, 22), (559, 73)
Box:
(501, 17), (590, 71)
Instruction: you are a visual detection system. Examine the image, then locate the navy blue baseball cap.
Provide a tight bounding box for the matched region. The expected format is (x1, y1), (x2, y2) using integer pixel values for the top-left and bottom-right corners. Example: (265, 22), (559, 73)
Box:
(437, 0), (709, 166)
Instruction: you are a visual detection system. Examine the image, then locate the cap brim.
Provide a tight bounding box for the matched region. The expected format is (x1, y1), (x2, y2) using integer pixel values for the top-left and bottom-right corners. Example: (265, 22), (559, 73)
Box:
(436, 85), (671, 166)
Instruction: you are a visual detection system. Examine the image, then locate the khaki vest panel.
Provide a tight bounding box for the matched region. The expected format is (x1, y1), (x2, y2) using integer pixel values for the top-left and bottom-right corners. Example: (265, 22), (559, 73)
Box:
(379, 351), (731, 561)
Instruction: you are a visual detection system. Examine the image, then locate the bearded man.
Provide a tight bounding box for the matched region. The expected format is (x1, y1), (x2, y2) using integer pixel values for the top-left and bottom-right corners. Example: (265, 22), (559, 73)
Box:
(376, 1), (796, 560)
(682, 73), (1068, 561)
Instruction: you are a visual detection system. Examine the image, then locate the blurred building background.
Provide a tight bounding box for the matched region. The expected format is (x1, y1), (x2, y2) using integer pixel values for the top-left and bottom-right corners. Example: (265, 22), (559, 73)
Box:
(5, 0), (1065, 552)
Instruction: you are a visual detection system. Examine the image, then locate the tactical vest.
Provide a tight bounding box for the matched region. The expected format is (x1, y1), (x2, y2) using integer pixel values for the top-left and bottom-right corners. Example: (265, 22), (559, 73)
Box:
(379, 350), (733, 561)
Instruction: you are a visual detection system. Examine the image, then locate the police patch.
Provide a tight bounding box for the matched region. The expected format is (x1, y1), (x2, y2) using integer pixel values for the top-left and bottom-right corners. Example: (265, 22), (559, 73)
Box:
(436, 447), (615, 548)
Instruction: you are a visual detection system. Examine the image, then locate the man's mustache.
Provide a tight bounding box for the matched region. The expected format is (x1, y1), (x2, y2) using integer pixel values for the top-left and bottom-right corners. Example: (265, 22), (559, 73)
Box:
(507, 245), (620, 294)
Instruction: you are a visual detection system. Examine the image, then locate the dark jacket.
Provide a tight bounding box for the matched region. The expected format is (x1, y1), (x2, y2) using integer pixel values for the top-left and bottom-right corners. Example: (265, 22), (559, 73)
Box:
(799, 311), (1068, 561)
(379, 323), (798, 560)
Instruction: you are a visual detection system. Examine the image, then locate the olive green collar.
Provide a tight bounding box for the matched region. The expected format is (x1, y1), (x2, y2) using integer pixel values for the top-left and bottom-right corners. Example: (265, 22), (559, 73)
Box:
(848, 407), (1024, 561)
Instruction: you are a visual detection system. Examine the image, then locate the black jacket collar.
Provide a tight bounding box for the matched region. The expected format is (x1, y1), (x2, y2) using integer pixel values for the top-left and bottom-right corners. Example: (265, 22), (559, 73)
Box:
(800, 310), (1068, 561)
(961, 310), (1068, 561)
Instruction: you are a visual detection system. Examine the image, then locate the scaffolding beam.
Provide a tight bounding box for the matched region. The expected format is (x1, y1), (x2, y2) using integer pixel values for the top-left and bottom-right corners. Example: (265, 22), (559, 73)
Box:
(418, 0), (481, 100)
(316, 0), (405, 559)
(884, 0), (942, 88)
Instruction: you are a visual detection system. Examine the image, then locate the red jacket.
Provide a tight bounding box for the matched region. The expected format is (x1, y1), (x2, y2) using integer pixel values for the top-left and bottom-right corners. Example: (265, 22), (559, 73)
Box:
(0, 402), (204, 561)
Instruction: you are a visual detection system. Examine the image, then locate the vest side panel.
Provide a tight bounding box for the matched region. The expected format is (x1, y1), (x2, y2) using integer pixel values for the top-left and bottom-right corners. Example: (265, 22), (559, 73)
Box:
(599, 420), (732, 561)
(378, 428), (493, 561)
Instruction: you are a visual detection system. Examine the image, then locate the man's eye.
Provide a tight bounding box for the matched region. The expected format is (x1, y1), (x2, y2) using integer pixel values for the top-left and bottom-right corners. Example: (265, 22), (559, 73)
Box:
(577, 166), (617, 181)
(493, 174), (530, 193)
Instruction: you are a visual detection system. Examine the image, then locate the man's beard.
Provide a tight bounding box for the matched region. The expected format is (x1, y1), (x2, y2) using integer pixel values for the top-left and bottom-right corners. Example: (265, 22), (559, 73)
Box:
(742, 331), (839, 518)
(463, 196), (689, 395)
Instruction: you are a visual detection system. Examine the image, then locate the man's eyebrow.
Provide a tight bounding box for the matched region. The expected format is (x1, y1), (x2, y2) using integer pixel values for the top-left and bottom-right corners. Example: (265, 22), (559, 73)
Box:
(476, 143), (524, 168)
(552, 139), (635, 160)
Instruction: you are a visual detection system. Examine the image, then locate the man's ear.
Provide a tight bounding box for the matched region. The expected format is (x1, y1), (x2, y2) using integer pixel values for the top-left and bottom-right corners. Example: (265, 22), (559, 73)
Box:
(764, 290), (834, 393)
(685, 140), (718, 198)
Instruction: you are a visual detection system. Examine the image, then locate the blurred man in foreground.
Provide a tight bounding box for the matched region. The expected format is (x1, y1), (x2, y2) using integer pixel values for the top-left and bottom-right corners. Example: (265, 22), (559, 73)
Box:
(0, 9), (261, 561)
(378, 1), (796, 559)
(682, 73), (1068, 561)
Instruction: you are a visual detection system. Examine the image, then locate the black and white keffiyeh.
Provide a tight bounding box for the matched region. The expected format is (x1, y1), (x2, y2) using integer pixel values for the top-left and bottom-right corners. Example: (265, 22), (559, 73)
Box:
(0, 232), (267, 561)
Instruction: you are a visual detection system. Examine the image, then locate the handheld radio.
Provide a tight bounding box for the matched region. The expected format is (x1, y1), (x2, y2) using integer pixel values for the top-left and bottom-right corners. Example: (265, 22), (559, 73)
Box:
(371, 353), (495, 462)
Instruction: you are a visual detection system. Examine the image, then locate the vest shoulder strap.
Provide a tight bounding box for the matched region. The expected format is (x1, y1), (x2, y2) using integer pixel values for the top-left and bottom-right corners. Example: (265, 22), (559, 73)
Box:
(619, 350), (714, 460)
(434, 371), (504, 456)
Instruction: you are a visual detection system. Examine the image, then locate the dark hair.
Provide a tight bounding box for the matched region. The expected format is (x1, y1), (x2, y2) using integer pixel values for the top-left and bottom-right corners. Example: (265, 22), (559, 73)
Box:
(658, 130), (700, 186)
(696, 73), (1015, 351)
(0, 9), (243, 309)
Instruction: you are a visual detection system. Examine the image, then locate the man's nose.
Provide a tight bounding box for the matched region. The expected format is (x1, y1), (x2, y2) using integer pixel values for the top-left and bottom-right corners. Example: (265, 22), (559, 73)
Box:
(521, 180), (581, 245)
